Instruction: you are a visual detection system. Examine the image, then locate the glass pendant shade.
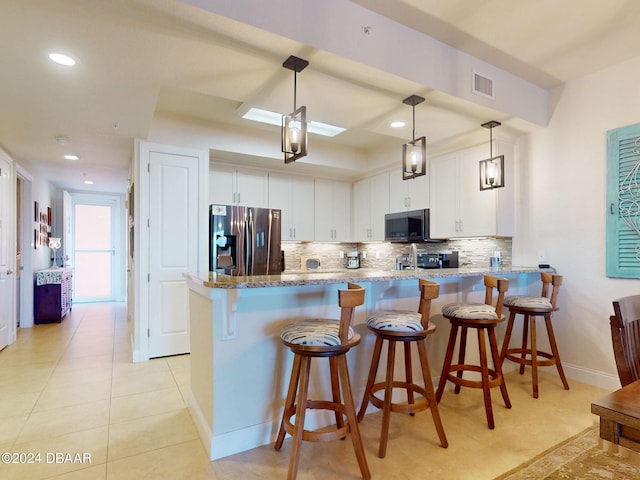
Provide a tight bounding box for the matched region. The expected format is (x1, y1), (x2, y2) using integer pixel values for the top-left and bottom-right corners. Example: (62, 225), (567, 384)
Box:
(282, 105), (307, 164)
(479, 120), (504, 191)
(402, 136), (426, 180)
(479, 155), (504, 190)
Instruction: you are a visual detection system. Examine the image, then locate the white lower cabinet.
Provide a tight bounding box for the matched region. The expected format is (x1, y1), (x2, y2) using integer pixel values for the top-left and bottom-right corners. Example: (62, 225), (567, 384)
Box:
(314, 179), (351, 241)
(268, 173), (314, 241)
(353, 172), (389, 241)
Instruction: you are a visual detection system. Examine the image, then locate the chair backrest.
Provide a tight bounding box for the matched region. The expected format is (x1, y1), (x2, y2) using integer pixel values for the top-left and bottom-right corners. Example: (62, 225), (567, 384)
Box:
(483, 275), (509, 319)
(338, 283), (366, 343)
(418, 279), (440, 329)
(611, 295), (640, 386)
(541, 272), (562, 310)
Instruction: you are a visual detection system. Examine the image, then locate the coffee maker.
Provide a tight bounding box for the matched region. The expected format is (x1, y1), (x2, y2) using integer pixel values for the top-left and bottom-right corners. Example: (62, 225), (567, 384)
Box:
(347, 251), (360, 269)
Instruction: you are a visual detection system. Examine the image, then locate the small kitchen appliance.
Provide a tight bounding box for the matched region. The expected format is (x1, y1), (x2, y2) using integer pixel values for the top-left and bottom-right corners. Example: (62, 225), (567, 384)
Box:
(347, 251), (360, 269)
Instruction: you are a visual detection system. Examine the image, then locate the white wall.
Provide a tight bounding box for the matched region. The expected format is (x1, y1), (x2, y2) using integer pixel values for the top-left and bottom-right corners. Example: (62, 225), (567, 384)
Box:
(30, 173), (57, 272)
(514, 55), (640, 388)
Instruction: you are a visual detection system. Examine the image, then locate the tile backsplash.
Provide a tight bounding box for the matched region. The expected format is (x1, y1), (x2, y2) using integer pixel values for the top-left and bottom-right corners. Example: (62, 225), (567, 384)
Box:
(281, 237), (513, 271)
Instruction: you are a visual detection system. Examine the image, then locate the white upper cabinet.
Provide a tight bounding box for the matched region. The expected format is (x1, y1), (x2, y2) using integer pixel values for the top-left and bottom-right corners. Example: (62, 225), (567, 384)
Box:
(388, 168), (429, 213)
(314, 179), (351, 242)
(353, 172), (390, 241)
(430, 143), (508, 239)
(209, 164), (269, 208)
(268, 173), (314, 241)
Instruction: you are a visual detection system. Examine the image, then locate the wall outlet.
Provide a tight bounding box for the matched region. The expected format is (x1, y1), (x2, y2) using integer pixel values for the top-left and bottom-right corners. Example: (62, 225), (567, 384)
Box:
(339, 251), (345, 259)
(537, 250), (545, 262)
(361, 251), (367, 259)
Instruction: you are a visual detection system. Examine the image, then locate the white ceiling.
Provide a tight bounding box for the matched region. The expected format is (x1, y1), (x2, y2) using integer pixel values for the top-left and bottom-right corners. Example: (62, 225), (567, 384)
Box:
(2, 0), (639, 193)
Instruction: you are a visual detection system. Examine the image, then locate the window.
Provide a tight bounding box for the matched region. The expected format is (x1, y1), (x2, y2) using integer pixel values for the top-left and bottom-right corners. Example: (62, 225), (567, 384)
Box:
(606, 122), (640, 278)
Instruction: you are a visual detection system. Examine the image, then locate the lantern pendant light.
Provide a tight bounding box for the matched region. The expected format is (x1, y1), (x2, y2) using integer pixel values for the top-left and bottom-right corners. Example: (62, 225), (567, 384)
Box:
(282, 55), (309, 164)
(479, 120), (505, 190)
(401, 94), (427, 180)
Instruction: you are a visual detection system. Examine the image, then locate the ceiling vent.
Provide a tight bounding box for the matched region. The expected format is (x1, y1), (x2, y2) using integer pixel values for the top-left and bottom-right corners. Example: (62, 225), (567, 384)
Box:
(472, 71), (494, 99)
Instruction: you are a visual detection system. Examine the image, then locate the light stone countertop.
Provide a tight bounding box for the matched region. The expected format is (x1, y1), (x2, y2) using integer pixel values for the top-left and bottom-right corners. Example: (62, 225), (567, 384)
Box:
(185, 266), (552, 289)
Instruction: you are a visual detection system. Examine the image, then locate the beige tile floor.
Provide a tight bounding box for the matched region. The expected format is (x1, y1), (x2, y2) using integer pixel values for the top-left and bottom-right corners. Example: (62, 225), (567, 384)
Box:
(0, 302), (611, 479)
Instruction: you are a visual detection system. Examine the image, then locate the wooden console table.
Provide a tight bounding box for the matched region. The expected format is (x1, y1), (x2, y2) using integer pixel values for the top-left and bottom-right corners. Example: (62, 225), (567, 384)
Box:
(591, 380), (640, 452)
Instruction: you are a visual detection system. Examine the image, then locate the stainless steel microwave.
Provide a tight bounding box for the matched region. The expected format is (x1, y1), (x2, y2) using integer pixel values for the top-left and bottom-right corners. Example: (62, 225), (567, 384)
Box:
(385, 209), (430, 243)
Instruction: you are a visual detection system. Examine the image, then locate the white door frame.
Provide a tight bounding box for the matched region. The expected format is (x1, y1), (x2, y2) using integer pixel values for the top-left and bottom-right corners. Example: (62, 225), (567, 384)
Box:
(70, 192), (125, 303)
(0, 148), (16, 347)
(134, 140), (208, 362)
(16, 164), (33, 329)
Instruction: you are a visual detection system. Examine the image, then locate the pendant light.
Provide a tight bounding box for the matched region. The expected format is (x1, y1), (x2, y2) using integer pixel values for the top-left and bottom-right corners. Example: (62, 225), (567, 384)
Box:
(401, 94), (426, 180)
(479, 120), (504, 190)
(281, 55), (309, 164)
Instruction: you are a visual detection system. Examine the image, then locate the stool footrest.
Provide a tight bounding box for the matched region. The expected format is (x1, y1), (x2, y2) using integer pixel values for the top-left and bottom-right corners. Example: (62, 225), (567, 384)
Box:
(368, 381), (430, 415)
(283, 400), (350, 443)
(505, 348), (556, 367)
(447, 364), (502, 389)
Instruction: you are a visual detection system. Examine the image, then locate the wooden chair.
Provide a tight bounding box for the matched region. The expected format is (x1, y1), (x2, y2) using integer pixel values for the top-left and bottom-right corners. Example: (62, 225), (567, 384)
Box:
(499, 272), (569, 398)
(357, 279), (448, 458)
(274, 283), (370, 480)
(611, 295), (640, 387)
(435, 275), (511, 429)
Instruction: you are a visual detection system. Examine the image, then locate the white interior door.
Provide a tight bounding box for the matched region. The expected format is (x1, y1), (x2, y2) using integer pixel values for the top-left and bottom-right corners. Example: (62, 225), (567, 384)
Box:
(148, 151), (199, 358)
(0, 151), (15, 350)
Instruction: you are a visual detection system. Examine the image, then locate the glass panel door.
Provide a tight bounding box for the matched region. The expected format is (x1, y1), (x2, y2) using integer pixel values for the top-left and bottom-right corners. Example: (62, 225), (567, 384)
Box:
(74, 203), (114, 301)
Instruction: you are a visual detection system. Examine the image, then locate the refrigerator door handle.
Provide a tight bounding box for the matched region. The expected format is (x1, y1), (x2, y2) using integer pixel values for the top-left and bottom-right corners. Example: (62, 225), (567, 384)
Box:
(246, 211), (254, 275)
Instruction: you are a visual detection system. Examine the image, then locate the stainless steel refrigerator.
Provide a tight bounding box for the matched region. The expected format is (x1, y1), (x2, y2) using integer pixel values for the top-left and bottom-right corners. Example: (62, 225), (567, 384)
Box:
(209, 205), (282, 275)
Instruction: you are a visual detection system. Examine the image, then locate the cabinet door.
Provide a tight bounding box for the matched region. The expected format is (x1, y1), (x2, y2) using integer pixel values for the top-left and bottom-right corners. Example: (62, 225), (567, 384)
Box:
(314, 179), (334, 241)
(389, 170), (427, 212)
(210, 165), (235, 205)
(332, 181), (352, 241)
(290, 176), (314, 240)
(458, 150), (496, 236)
(236, 167), (269, 208)
(268, 173), (292, 240)
(369, 172), (389, 240)
(429, 154), (458, 238)
(352, 178), (371, 241)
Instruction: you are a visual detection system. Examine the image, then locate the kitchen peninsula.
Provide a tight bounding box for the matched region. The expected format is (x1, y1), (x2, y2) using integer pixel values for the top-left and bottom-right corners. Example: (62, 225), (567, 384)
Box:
(186, 266), (551, 460)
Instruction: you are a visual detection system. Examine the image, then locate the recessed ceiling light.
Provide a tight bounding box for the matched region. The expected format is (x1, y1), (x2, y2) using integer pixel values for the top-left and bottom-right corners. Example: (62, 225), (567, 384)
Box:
(242, 107), (346, 137)
(83, 179), (94, 185)
(48, 52), (76, 66)
(64, 154), (79, 161)
(390, 121), (405, 128)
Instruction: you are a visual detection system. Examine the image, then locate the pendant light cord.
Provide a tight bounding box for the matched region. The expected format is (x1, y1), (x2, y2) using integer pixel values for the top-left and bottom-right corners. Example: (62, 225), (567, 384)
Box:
(412, 104), (416, 142)
(293, 71), (297, 111)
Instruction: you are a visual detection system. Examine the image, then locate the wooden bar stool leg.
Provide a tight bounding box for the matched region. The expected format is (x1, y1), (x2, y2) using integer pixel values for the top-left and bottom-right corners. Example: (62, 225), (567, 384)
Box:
(545, 313), (570, 390)
(337, 355), (371, 480)
(436, 324), (459, 403)
(500, 311), (516, 367)
(488, 326), (511, 409)
(288, 356), (312, 480)
(329, 357), (345, 429)
(417, 340), (448, 448)
(378, 339), (397, 458)
(358, 336), (383, 421)
(477, 328), (495, 429)
(276, 354), (302, 450)
(530, 315), (539, 398)
(454, 326), (468, 394)
(519, 316), (529, 374)
(404, 342), (415, 410)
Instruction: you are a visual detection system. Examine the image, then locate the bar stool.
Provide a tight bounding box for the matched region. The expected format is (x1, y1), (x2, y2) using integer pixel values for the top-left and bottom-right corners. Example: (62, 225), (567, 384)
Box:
(499, 272), (570, 398)
(435, 275), (510, 429)
(274, 283), (370, 480)
(357, 279), (448, 458)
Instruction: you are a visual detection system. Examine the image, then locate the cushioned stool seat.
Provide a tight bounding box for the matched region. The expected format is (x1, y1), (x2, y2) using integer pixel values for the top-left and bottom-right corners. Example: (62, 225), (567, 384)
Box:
(357, 280), (447, 458)
(436, 275), (511, 430)
(280, 318), (354, 346)
(499, 273), (569, 398)
(274, 283), (370, 480)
